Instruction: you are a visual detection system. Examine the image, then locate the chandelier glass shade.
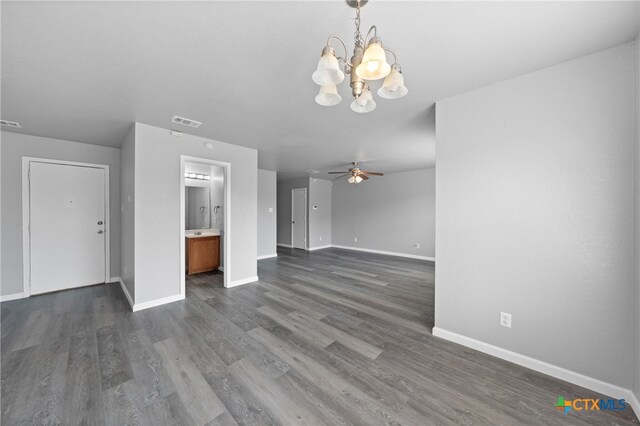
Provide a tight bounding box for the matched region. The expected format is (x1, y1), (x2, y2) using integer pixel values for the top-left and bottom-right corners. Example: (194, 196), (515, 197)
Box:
(316, 84), (342, 106)
(312, 0), (407, 113)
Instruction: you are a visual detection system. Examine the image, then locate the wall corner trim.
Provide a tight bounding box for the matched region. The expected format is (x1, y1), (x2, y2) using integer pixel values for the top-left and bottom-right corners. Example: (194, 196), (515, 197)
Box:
(257, 253), (278, 260)
(228, 276), (259, 288)
(0, 292), (26, 302)
(308, 245), (332, 251)
(433, 327), (638, 408)
(628, 392), (640, 421)
(115, 278), (134, 311)
(133, 294), (184, 312)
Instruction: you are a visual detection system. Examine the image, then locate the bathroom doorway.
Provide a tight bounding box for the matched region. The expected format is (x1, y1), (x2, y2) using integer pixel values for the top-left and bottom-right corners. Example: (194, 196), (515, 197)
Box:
(180, 156), (230, 291)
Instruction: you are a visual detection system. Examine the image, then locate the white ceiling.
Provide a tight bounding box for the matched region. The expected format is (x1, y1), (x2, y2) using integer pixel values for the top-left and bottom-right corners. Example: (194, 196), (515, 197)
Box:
(2, 1), (638, 179)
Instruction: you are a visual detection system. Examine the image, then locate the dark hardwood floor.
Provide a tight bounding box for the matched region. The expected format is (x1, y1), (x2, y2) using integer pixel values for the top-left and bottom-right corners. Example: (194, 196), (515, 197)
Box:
(1, 247), (638, 425)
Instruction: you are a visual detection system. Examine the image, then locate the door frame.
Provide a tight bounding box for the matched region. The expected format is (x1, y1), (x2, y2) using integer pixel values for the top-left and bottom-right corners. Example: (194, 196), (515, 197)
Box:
(179, 155), (231, 291)
(291, 188), (307, 249)
(22, 157), (111, 297)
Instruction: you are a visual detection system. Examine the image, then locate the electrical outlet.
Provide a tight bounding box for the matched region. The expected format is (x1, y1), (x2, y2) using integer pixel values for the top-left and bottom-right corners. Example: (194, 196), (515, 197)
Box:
(354, 237), (358, 242)
(500, 312), (512, 328)
(319, 236), (322, 241)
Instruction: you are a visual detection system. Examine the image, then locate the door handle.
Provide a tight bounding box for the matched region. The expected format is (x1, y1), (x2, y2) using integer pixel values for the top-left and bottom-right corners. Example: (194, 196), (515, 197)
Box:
(97, 221), (103, 225)
(97, 230), (104, 234)
(292, 221), (295, 224)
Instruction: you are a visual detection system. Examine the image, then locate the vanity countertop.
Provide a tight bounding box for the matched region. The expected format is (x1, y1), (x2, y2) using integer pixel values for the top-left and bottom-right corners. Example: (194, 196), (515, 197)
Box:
(186, 228), (221, 238)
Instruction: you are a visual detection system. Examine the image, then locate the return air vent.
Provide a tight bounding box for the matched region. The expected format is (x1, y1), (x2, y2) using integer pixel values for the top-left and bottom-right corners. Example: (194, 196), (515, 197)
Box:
(0, 120), (21, 128)
(171, 115), (202, 128)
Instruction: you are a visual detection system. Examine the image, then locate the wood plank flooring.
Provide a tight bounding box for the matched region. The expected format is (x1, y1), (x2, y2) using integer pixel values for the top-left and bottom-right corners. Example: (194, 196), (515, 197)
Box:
(2, 247), (638, 425)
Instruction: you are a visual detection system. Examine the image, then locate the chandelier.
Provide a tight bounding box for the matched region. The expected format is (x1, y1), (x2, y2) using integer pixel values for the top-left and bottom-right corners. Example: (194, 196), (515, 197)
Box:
(312, 0), (408, 113)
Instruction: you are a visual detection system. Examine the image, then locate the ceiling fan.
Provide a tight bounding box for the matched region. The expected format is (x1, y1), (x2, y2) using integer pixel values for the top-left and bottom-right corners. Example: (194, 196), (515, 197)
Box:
(328, 162), (384, 184)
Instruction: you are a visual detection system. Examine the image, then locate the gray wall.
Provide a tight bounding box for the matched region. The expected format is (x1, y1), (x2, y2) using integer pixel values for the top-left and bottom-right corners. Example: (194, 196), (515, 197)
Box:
(1, 132), (121, 296)
(308, 178), (332, 249)
(332, 169), (435, 259)
(133, 123), (257, 304)
(435, 43), (635, 389)
(120, 125), (135, 300)
(258, 169), (277, 257)
(634, 33), (640, 405)
(277, 178), (308, 247)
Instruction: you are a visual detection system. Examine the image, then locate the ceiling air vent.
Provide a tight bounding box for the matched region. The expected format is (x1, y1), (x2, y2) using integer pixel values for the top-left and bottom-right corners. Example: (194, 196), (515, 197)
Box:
(0, 120), (21, 128)
(171, 116), (202, 128)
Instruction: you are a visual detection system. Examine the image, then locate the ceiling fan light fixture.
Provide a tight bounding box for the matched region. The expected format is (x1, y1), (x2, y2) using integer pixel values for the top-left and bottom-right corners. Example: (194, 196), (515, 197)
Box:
(355, 39), (391, 81)
(312, 47), (345, 86)
(378, 64), (408, 99)
(315, 84), (342, 106)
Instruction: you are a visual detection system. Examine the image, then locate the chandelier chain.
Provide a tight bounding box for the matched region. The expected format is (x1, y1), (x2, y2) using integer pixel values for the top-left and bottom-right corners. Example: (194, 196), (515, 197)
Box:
(353, 0), (363, 47)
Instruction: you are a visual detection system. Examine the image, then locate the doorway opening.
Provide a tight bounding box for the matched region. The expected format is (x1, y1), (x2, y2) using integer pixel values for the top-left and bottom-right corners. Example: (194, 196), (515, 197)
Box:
(180, 156), (230, 292)
(22, 157), (110, 296)
(291, 188), (307, 249)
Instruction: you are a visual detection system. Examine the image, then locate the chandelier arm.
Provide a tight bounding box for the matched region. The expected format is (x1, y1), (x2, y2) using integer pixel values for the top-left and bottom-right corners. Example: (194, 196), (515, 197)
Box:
(383, 47), (398, 65)
(326, 34), (353, 67)
(363, 25), (377, 47)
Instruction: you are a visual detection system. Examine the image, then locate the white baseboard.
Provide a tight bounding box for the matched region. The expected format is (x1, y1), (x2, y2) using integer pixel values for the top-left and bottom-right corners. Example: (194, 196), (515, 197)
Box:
(257, 253), (278, 260)
(116, 278), (135, 310)
(308, 245), (332, 251)
(277, 243), (292, 248)
(0, 292), (26, 302)
(227, 276), (259, 288)
(218, 266), (225, 272)
(432, 327), (637, 407)
(133, 294), (184, 312)
(331, 245), (435, 261)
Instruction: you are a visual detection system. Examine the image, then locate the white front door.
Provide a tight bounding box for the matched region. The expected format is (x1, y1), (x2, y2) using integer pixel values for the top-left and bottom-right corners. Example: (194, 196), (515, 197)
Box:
(291, 188), (306, 249)
(29, 162), (107, 295)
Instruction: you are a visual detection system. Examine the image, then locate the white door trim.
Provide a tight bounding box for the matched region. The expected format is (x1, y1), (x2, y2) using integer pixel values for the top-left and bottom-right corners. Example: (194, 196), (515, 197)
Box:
(290, 188), (307, 249)
(22, 157), (110, 297)
(179, 156), (231, 292)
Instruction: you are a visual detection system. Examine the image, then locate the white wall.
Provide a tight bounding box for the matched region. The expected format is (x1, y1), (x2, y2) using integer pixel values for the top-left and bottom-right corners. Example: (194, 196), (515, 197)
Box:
(277, 177), (308, 247)
(120, 125), (135, 300)
(258, 169), (277, 258)
(332, 169), (436, 260)
(435, 43), (635, 391)
(308, 177), (332, 249)
(1, 132), (121, 297)
(133, 123), (257, 304)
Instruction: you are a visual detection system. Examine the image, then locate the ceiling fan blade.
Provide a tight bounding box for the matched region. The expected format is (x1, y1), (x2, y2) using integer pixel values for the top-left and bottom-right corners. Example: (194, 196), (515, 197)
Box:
(332, 174), (349, 180)
(359, 174), (369, 180)
(361, 171), (384, 176)
(328, 171), (349, 174)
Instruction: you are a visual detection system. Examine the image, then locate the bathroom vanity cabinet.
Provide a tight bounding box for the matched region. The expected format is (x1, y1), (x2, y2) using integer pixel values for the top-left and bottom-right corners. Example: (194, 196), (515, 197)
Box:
(185, 235), (220, 274)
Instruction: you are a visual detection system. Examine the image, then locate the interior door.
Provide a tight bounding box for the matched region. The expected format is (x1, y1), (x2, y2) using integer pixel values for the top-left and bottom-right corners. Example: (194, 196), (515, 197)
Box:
(291, 188), (306, 249)
(29, 162), (106, 295)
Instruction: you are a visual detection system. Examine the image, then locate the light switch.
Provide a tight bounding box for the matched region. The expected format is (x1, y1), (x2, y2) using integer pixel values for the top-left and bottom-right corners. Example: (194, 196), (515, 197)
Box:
(268, 207), (273, 213)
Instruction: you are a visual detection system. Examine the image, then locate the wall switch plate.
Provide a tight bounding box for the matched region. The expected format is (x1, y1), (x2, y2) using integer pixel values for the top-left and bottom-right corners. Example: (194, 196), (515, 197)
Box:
(500, 312), (512, 328)
(354, 237), (358, 242)
(319, 236), (322, 241)
(268, 207), (273, 213)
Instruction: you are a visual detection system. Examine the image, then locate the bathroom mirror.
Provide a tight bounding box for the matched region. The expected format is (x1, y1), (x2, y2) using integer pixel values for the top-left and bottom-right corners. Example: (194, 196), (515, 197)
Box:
(185, 186), (211, 230)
